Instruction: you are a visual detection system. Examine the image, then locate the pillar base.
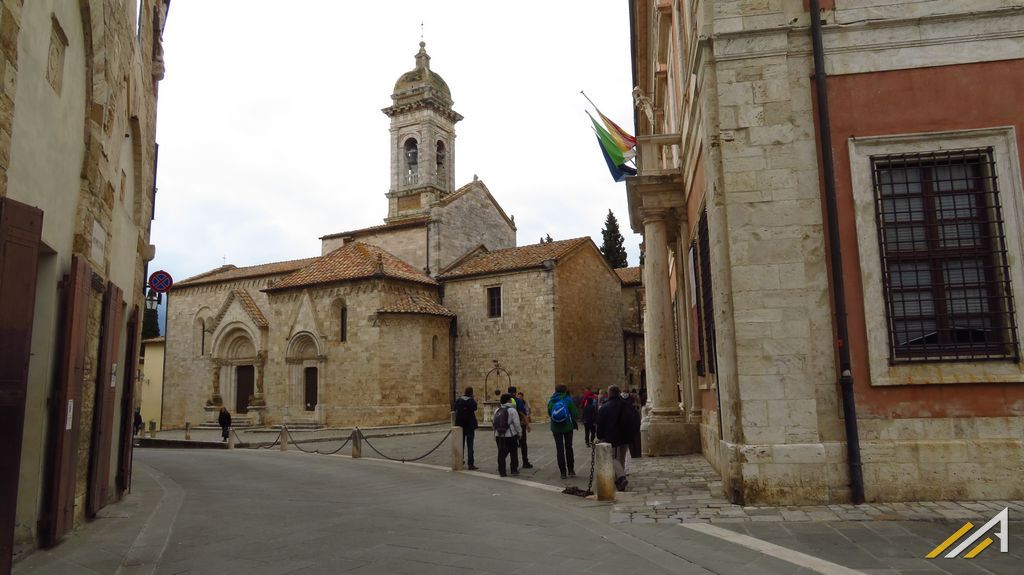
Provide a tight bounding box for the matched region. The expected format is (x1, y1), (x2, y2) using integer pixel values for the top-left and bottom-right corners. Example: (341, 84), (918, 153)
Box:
(640, 413), (701, 456)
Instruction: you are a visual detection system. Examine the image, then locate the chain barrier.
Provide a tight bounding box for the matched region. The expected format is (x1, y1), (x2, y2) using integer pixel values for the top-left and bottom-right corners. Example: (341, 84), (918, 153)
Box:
(562, 441), (596, 498)
(231, 428), (283, 449)
(360, 428), (453, 463)
(288, 431), (352, 455)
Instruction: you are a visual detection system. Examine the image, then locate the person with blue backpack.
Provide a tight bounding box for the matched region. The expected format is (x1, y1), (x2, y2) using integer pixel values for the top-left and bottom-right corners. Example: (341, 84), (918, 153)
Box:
(547, 384), (581, 480)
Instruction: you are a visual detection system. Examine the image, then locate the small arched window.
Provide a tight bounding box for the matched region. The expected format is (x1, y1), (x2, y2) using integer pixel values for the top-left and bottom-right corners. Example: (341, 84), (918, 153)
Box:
(340, 306), (348, 342)
(435, 141), (446, 178)
(431, 335), (438, 360)
(404, 138), (418, 184)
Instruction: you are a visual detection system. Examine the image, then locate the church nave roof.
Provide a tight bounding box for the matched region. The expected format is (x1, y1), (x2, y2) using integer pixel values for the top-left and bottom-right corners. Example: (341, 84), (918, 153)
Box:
(265, 242), (437, 292)
(438, 237), (592, 280)
(174, 257), (321, 289)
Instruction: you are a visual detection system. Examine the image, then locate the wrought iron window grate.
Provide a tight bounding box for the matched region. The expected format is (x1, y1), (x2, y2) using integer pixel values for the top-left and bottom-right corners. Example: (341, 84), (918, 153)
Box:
(871, 147), (1019, 362)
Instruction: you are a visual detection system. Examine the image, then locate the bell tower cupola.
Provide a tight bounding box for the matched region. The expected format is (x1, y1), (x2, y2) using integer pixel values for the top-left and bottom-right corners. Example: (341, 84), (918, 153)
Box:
(382, 42), (462, 222)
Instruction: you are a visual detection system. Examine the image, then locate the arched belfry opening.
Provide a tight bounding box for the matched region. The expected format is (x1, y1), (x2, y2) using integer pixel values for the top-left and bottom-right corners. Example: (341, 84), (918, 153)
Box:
(403, 137), (419, 185)
(383, 41), (463, 222)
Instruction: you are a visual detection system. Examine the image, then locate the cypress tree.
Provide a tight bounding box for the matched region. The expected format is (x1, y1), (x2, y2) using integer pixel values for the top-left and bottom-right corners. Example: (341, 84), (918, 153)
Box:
(599, 210), (629, 268)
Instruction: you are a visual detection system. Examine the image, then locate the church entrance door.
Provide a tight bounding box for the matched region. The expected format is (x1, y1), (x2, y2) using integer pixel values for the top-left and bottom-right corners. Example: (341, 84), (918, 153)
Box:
(304, 367), (317, 411)
(236, 365), (254, 414)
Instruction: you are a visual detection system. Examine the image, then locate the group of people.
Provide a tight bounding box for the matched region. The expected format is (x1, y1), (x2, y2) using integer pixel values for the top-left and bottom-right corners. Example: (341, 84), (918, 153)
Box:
(453, 383), (642, 490)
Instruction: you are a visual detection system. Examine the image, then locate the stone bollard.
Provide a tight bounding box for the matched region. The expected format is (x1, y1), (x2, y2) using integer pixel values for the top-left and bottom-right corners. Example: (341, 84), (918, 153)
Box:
(184, 421), (191, 441)
(147, 420), (156, 438)
(280, 426), (289, 452)
(351, 428), (362, 459)
(595, 442), (616, 502)
(451, 426), (464, 471)
(227, 427), (234, 449)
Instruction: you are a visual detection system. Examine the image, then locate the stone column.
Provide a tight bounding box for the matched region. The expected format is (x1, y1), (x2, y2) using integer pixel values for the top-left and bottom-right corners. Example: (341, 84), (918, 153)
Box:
(210, 361), (223, 406)
(252, 351), (266, 406)
(640, 209), (699, 455)
(674, 234), (699, 423)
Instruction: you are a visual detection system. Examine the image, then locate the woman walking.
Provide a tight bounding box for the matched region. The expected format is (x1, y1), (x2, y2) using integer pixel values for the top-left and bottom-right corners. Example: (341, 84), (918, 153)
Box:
(218, 406), (231, 442)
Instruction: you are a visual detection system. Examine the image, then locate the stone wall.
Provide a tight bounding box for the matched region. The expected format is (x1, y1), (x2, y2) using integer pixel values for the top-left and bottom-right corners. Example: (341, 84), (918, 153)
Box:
(7, 0), (166, 558)
(444, 269), (556, 416)
(433, 183), (515, 272)
(553, 245), (624, 398)
(703, 0), (1024, 504)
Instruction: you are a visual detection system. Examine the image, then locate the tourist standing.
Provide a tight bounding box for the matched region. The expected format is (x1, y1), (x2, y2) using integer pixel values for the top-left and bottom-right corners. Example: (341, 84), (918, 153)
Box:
(581, 390), (598, 446)
(218, 406), (231, 443)
(547, 384), (580, 479)
(493, 393), (522, 477)
(508, 386), (532, 468)
(454, 387), (479, 470)
(596, 385), (640, 491)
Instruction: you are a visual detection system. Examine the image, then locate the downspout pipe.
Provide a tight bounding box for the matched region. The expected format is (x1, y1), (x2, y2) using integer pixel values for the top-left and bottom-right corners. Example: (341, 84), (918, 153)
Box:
(809, 0), (865, 505)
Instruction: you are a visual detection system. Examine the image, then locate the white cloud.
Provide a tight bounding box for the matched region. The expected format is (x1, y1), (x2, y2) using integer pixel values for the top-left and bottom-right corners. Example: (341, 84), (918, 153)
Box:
(151, 0), (642, 284)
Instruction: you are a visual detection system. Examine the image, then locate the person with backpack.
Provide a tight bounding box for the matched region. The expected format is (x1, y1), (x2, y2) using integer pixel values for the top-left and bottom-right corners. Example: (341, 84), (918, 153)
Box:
(493, 393), (522, 477)
(547, 384), (581, 479)
(507, 386), (532, 469)
(596, 385), (640, 491)
(581, 389), (598, 447)
(454, 387), (479, 470)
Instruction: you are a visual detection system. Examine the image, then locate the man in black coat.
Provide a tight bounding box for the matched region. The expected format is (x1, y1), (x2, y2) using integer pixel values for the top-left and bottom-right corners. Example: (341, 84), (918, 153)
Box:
(453, 386), (479, 470)
(596, 385), (639, 491)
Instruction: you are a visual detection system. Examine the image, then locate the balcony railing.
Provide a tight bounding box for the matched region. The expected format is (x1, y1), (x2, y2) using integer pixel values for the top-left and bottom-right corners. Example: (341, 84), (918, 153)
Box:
(636, 133), (682, 177)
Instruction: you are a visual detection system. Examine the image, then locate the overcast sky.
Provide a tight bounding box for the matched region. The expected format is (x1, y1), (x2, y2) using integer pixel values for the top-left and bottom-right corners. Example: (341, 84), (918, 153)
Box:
(150, 1), (641, 295)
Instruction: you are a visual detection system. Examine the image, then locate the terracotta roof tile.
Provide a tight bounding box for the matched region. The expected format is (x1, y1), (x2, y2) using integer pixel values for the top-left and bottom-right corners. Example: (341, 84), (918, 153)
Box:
(175, 257), (319, 289)
(233, 289), (269, 327)
(266, 242), (436, 292)
(320, 216), (429, 240)
(616, 266), (642, 286)
(378, 294), (455, 317)
(438, 237), (590, 280)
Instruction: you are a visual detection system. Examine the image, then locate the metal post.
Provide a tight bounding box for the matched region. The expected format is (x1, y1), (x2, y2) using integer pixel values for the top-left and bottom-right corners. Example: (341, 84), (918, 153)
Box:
(595, 443), (616, 501)
(351, 428), (362, 459)
(280, 426), (289, 452)
(451, 426), (464, 470)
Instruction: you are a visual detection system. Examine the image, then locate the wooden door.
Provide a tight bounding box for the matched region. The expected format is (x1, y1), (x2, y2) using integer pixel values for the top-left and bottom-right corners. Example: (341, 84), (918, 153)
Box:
(43, 255), (90, 546)
(87, 283), (123, 518)
(0, 198), (42, 573)
(304, 367), (317, 411)
(116, 307), (140, 494)
(236, 366), (254, 414)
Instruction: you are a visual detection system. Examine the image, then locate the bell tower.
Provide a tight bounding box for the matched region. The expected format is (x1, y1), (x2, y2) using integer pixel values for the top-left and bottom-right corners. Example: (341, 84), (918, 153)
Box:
(382, 42), (462, 222)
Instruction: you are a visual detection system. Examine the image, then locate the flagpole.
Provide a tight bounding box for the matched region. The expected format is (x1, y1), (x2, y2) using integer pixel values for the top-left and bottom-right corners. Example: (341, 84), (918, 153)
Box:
(580, 90), (599, 111)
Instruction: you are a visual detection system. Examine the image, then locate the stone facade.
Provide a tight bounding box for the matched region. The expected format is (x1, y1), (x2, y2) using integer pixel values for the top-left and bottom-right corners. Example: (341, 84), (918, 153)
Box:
(628, 0), (1024, 505)
(3, 0), (168, 564)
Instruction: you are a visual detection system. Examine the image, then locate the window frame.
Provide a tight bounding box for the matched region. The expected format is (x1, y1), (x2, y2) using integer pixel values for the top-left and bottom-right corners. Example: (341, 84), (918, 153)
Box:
(486, 285), (502, 319)
(849, 127), (1024, 386)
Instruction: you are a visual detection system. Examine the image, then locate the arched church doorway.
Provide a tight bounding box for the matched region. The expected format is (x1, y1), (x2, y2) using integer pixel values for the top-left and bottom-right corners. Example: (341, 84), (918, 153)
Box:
(304, 367), (317, 411)
(236, 365), (255, 414)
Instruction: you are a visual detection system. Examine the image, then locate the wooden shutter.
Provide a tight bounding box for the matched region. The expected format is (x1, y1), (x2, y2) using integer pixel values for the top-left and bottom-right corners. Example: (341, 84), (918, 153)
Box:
(0, 198), (43, 574)
(87, 282), (123, 517)
(43, 254), (91, 546)
(116, 306), (140, 494)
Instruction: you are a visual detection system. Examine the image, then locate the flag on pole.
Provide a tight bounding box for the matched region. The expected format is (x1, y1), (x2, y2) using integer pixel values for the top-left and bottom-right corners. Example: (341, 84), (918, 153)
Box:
(582, 91), (638, 183)
(595, 133), (637, 182)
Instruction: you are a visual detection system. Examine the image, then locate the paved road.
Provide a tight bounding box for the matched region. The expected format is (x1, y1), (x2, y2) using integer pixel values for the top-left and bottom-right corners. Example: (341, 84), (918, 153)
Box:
(14, 448), (1021, 574)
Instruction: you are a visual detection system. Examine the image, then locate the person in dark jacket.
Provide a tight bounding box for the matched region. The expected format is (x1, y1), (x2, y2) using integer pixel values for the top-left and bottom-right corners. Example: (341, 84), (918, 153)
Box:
(133, 407), (144, 436)
(454, 386), (479, 470)
(596, 385), (638, 491)
(581, 389), (598, 447)
(547, 384), (581, 479)
(218, 406), (231, 442)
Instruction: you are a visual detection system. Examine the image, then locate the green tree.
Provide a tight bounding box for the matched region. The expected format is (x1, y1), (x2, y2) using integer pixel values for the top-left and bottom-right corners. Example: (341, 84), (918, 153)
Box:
(539, 234), (554, 244)
(639, 242), (645, 266)
(599, 210), (629, 268)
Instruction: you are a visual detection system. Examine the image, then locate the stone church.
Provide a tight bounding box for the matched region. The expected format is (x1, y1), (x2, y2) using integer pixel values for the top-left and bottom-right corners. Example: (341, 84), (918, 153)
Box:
(161, 43), (635, 429)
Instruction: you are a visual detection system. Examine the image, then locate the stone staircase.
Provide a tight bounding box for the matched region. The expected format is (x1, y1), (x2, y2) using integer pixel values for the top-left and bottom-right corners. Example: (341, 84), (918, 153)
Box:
(195, 415), (255, 430)
(274, 417), (322, 430)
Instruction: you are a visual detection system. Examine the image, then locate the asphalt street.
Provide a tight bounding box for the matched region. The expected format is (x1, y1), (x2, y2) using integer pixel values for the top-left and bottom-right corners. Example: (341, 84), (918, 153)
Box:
(13, 447), (1022, 574)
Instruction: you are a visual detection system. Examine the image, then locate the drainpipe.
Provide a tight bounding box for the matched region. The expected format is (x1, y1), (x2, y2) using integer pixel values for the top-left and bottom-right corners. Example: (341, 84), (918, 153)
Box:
(809, 0), (865, 505)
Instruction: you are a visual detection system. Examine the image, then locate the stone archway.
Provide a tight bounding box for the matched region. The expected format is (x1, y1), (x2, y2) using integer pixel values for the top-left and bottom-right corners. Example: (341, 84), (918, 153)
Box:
(286, 332), (322, 422)
(212, 326), (258, 414)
